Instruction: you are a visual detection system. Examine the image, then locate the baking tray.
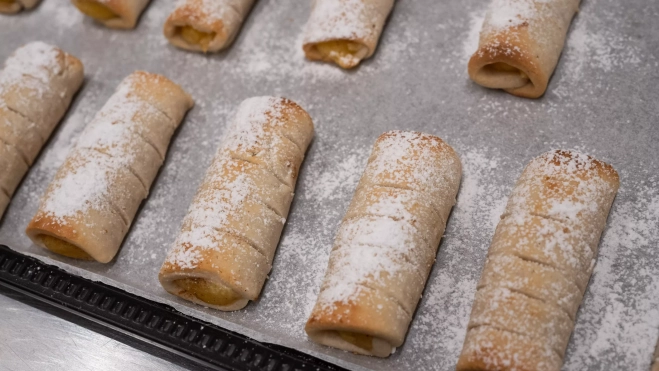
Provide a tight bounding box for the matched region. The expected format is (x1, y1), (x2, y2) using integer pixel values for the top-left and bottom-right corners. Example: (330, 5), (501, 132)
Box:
(0, 245), (341, 371)
(1, 0), (659, 370)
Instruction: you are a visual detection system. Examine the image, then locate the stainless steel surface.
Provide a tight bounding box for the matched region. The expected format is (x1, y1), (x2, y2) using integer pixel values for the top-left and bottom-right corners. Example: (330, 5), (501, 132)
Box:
(1, 0), (659, 370)
(0, 286), (194, 371)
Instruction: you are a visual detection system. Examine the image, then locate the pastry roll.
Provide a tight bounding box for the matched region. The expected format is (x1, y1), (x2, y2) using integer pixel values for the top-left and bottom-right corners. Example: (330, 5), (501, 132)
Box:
(71, 0), (151, 29)
(26, 71), (193, 263)
(468, 0), (580, 98)
(159, 96), (314, 311)
(653, 340), (659, 371)
(302, 0), (395, 69)
(0, 42), (83, 217)
(306, 131), (462, 357)
(457, 150), (619, 371)
(163, 0), (255, 53)
(0, 0), (40, 14)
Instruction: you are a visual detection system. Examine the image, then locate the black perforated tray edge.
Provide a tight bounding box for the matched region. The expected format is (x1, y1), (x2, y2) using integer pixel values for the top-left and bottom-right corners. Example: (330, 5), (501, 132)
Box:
(0, 245), (344, 371)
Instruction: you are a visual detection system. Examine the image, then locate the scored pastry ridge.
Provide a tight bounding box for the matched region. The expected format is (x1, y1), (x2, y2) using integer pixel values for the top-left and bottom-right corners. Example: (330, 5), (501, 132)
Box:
(164, 0), (255, 53)
(25, 71), (194, 263)
(159, 96), (314, 311)
(457, 149), (619, 371)
(306, 130), (462, 357)
(460, 325), (564, 371)
(0, 42), (84, 217)
(468, 285), (574, 357)
(488, 213), (595, 292)
(478, 254), (583, 320)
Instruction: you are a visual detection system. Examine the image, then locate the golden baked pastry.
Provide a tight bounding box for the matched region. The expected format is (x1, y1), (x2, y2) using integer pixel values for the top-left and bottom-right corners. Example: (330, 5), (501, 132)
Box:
(457, 150), (620, 371)
(468, 0), (581, 98)
(0, 42), (83, 217)
(26, 71), (194, 263)
(71, 0), (151, 29)
(305, 131), (462, 357)
(302, 0), (395, 69)
(163, 0), (255, 53)
(159, 96), (314, 311)
(0, 0), (40, 14)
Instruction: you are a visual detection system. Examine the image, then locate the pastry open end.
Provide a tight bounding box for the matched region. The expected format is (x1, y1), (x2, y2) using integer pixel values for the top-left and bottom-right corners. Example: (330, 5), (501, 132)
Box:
(73, 0), (118, 21)
(173, 277), (242, 307)
(337, 331), (374, 351)
(40, 235), (94, 260)
(467, 0), (580, 98)
(302, 0), (394, 69)
(467, 31), (541, 97)
(163, 0), (256, 53)
(310, 40), (369, 69)
(177, 26), (216, 53)
(476, 62), (530, 90)
(307, 328), (393, 358)
(1, 0), (41, 14)
(0, 0), (17, 12)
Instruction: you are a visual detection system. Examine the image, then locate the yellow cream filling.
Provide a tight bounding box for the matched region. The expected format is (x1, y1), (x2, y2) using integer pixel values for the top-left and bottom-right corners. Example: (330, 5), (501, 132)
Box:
(315, 40), (364, 69)
(481, 62), (530, 89)
(178, 26), (216, 52)
(174, 278), (241, 306)
(74, 0), (118, 21)
(489, 62), (529, 77)
(338, 331), (374, 351)
(41, 235), (94, 260)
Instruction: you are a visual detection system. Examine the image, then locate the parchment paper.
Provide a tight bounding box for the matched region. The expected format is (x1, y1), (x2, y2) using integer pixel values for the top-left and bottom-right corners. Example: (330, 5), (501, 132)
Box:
(1, 0), (658, 370)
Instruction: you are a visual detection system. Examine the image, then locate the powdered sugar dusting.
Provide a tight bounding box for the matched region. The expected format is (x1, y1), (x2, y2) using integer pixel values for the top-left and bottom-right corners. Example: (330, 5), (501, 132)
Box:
(564, 178), (659, 370)
(37, 91), (102, 171)
(259, 139), (371, 335)
(42, 150), (125, 220)
(41, 74), (159, 221)
(227, 17), (344, 82)
(459, 150), (621, 369)
(394, 146), (509, 369)
(303, 0), (386, 45)
(506, 150), (619, 230)
(319, 216), (425, 311)
(165, 96), (306, 270)
(178, 0), (233, 20)
(222, 0), (406, 82)
(561, 4), (643, 80)
(364, 131), (462, 208)
(304, 149), (368, 202)
(39, 0), (83, 29)
(452, 149), (506, 234)
(485, 0), (551, 31)
(3, 41), (61, 83)
(222, 96), (285, 150)
(2, 1), (657, 370)
(313, 131), (461, 314)
(0, 41), (62, 106)
(166, 0), (254, 31)
(462, 11), (485, 62)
